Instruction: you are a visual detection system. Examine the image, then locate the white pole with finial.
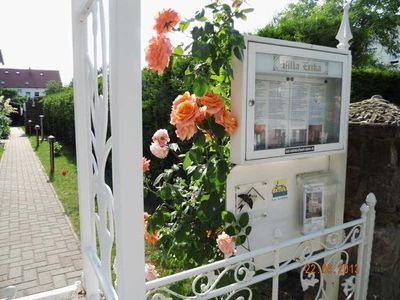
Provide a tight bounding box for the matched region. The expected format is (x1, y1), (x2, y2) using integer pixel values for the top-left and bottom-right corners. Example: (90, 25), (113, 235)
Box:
(336, 3), (353, 50)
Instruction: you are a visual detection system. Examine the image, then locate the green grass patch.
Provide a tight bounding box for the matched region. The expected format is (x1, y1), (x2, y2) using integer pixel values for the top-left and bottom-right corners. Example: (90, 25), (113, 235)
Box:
(28, 136), (80, 235)
(0, 143), (4, 160)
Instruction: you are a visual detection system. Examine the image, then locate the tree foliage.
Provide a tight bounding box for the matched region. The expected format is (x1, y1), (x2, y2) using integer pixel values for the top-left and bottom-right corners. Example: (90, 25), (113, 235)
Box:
(45, 80), (64, 95)
(257, 0), (400, 66)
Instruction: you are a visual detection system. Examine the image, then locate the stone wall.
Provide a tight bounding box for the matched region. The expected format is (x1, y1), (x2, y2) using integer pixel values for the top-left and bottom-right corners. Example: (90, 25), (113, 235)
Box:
(346, 123), (400, 300)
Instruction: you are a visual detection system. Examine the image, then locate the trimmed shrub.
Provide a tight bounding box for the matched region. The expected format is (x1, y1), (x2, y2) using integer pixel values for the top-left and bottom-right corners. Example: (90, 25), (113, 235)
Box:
(351, 67), (400, 104)
(0, 115), (11, 139)
(41, 88), (75, 148)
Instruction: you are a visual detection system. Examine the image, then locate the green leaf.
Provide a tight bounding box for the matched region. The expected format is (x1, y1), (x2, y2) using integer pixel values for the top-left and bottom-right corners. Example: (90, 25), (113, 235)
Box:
(194, 132), (206, 147)
(192, 42), (210, 60)
(225, 225), (235, 236)
(211, 59), (223, 76)
(193, 78), (208, 97)
(173, 46), (184, 56)
(188, 147), (202, 163)
(183, 152), (192, 170)
(192, 27), (204, 40)
(236, 235), (246, 246)
(204, 22), (214, 34)
(179, 21), (190, 32)
(186, 165), (197, 175)
(233, 46), (243, 61)
(195, 8), (205, 20)
(159, 184), (172, 200)
(241, 8), (255, 14)
(221, 210), (236, 223)
(216, 159), (229, 182)
(245, 226), (252, 235)
(153, 173), (164, 186)
(239, 213), (249, 227)
(211, 122), (226, 139)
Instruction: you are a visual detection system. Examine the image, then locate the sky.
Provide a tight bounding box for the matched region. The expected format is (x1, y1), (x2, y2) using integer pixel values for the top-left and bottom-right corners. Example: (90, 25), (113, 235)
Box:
(0, 0), (298, 84)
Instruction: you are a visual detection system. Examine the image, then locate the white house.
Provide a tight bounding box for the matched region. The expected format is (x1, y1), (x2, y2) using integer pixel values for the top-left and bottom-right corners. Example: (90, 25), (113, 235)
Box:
(0, 68), (61, 98)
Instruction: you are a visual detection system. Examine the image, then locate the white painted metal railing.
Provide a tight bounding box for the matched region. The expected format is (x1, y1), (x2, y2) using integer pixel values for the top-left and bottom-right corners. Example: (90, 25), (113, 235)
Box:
(145, 194), (376, 300)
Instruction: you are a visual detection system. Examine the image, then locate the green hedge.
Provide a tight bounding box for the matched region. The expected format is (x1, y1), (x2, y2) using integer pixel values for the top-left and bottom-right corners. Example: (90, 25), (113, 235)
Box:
(41, 87), (75, 148)
(351, 67), (400, 104)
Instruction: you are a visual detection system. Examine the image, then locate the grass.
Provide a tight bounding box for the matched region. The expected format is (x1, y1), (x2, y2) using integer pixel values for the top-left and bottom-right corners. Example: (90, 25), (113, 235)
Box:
(28, 135), (80, 235)
(0, 143), (4, 160)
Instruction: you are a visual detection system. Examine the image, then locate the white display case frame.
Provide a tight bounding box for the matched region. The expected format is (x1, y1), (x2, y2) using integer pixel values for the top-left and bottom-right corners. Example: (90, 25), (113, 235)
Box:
(231, 35), (352, 164)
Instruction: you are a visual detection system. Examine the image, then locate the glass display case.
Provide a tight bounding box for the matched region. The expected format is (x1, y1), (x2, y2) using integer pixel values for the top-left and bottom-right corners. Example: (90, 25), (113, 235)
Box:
(231, 37), (351, 163)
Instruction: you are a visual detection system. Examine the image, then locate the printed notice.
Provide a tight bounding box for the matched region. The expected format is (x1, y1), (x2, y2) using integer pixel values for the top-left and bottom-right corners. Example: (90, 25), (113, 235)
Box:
(308, 83), (327, 144)
(289, 81), (309, 146)
(271, 178), (288, 201)
(267, 80), (289, 149)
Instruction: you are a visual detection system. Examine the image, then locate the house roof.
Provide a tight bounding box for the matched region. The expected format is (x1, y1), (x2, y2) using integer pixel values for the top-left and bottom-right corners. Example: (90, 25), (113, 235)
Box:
(0, 68), (61, 89)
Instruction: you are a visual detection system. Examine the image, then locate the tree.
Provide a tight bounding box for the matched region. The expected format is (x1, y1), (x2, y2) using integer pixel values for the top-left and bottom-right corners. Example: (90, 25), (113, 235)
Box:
(0, 88), (17, 100)
(257, 0), (400, 66)
(45, 80), (64, 95)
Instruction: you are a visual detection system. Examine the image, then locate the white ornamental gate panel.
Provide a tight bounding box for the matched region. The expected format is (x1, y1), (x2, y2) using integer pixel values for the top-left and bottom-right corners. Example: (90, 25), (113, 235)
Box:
(71, 0), (144, 299)
(145, 194), (376, 300)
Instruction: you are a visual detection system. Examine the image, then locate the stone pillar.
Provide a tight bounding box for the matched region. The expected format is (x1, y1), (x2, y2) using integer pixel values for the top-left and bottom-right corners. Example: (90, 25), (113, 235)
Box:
(346, 123), (400, 300)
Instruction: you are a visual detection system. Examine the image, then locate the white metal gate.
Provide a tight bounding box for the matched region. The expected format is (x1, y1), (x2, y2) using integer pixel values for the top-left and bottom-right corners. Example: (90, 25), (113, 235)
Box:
(145, 194), (376, 299)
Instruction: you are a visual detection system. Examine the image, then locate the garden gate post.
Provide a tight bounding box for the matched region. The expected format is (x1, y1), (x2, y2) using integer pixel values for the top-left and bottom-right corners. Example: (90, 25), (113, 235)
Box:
(109, 0), (145, 298)
(72, 0), (144, 299)
(72, 0), (100, 298)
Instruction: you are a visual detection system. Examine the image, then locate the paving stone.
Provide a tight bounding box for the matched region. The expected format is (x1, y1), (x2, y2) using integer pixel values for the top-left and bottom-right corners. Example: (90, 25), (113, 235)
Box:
(0, 128), (83, 296)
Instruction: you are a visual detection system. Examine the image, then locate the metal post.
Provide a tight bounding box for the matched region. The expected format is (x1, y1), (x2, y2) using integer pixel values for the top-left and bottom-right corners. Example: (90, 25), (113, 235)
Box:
(48, 135), (55, 174)
(39, 115), (44, 141)
(35, 125), (40, 148)
(361, 193), (377, 300)
(72, 0), (100, 297)
(272, 229), (282, 300)
(109, 0), (145, 298)
(28, 119), (32, 135)
(355, 203), (369, 300)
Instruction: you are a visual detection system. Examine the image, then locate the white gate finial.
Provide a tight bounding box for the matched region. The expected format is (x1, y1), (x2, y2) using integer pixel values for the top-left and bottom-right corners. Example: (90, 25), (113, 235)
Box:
(336, 3), (353, 50)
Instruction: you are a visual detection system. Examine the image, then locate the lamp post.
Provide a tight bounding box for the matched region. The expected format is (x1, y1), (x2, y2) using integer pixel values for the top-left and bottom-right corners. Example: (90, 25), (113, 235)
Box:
(39, 115), (44, 141)
(34, 125), (40, 148)
(48, 135), (55, 174)
(28, 120), (32, 135)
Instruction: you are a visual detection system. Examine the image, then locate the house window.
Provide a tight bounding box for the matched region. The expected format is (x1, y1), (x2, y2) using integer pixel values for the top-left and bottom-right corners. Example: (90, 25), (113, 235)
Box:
(34, 91), (39, 97)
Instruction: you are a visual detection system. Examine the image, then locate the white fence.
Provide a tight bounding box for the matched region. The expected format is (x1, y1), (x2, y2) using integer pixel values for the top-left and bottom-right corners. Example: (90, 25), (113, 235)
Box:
(145, 194), (376, 300)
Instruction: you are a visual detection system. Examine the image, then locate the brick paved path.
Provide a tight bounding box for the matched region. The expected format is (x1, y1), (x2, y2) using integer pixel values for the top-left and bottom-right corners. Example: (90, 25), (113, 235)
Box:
(0, 127), (82, 297)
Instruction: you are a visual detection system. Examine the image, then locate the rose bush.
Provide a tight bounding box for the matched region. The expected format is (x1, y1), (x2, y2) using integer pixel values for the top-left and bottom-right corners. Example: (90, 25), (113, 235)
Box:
(0, 96), (17, 139)
(143, 0), (254, 273)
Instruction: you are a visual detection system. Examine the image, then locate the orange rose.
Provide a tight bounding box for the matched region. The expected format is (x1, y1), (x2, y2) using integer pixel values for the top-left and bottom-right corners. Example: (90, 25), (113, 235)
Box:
(145, 230), (160, 245)
(215, 109), (238, 134)
(172, 92), (193, 110)
(175, 123), (197, 141)
(142, 157), (151, 172)
(145, 34), (172, 73)
(153, 9), (180, 34)
(198, 92), (225, 115)
(171, 98), (201, 127)
(144, 212), (160, 245)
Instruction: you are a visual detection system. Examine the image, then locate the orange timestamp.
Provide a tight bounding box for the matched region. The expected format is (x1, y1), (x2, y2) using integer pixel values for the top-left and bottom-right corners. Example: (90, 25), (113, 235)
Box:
(304, 263), (359, 275)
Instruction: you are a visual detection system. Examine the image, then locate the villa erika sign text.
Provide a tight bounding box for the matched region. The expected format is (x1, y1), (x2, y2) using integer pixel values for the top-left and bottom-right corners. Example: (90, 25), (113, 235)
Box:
(273, 55), (328, 75)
